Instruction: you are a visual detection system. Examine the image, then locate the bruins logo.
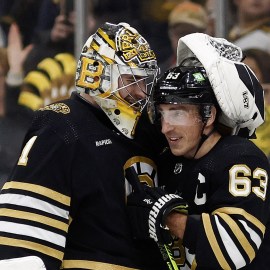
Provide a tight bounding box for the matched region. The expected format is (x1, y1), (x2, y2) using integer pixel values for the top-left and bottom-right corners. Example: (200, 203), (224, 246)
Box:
(117, 28), (156, 64)
(39, 103), (70, 114)
(124, 156), (158, 196)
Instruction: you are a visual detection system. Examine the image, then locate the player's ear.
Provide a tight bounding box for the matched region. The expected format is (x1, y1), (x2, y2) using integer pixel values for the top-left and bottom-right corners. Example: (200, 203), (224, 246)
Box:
(205, 106), (217, 127)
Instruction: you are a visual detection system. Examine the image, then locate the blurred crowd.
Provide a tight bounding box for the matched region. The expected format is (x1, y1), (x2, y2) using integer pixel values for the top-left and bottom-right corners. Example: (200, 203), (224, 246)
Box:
(1, 0), (270, 187)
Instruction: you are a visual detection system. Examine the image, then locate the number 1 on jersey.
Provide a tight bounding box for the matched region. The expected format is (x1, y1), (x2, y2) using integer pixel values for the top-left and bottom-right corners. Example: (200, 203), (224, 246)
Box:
(18, 136), (37, 166)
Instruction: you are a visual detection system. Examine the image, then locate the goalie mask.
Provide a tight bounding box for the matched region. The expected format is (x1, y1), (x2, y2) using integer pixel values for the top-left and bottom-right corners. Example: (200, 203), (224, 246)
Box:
(75, 22), (158, 138)
(176, 33), (265, 137)
(148, 65), (217, 126)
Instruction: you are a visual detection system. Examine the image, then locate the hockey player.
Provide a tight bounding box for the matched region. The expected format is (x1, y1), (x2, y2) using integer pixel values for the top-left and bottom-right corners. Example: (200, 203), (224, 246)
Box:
(127, 34), (270, 269)
(0, 22), (166, 270)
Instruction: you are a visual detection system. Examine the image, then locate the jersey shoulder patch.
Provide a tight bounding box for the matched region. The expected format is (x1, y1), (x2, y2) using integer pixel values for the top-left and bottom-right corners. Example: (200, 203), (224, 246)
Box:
(31, 98), (83, 145)
(39, 102), (71, 114)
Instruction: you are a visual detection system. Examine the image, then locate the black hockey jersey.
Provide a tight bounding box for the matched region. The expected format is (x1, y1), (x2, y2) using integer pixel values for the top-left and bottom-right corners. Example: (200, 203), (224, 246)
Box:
(159, 135), (270, 270)
(0, 92), (167, 270)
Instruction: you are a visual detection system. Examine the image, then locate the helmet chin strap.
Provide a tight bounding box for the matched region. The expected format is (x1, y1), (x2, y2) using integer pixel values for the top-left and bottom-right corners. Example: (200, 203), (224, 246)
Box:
(193, 122), (216, 159)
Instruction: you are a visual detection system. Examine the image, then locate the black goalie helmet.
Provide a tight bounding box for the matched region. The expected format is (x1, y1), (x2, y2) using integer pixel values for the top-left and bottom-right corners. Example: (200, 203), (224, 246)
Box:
(148, 65), (218, 125)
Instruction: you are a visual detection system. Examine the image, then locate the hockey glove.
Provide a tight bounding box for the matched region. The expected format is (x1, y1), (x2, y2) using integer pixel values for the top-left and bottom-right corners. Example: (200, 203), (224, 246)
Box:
(127, 184), (188, 244)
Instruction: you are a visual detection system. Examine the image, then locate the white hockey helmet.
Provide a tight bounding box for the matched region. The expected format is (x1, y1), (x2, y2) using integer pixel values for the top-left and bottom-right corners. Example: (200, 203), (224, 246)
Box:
(177, 33), (265, 137)
(75, 22), (158, 138)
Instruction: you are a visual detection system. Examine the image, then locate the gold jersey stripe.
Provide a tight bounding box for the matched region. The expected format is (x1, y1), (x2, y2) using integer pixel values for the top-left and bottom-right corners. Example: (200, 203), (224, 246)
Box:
(0, 236), (64, 260)
(2, 181), (70, 206)
(212, 207), (265, 234)
(97, 28), (116, 50)
(37, 58), (62, 80)
(62, 260), (140, 270)
(202, 213), (231, 270)
(217, 213), (255, 261)
(18, 91), (43, 111)
(24, 71), (51, 93)
(0, 208), (68, 232)
(55, 53), (76, 75)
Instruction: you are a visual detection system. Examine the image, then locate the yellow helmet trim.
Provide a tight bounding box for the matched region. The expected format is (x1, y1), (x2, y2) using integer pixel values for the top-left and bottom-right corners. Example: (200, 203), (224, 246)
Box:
(97, 28), (116, 50)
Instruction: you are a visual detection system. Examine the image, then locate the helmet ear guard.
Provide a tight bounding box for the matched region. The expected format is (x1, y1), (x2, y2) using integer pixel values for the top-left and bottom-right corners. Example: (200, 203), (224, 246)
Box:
(200, 104), (212, 123)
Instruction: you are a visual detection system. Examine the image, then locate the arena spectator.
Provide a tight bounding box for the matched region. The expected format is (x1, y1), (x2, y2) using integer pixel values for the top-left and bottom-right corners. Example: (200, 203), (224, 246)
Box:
(229, 0), (270, 54)
(160, 0), (207, 74)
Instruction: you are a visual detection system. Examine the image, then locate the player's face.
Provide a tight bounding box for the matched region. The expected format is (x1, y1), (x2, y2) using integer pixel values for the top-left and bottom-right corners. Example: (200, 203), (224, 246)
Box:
(118, 74), (147, 107)
(159, 103), (204, 158)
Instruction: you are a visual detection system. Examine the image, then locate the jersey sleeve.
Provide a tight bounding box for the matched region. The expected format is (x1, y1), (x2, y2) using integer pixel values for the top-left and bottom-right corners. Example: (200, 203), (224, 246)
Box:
(0, 117), (75, 269)
(183, 150), (270, 269)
